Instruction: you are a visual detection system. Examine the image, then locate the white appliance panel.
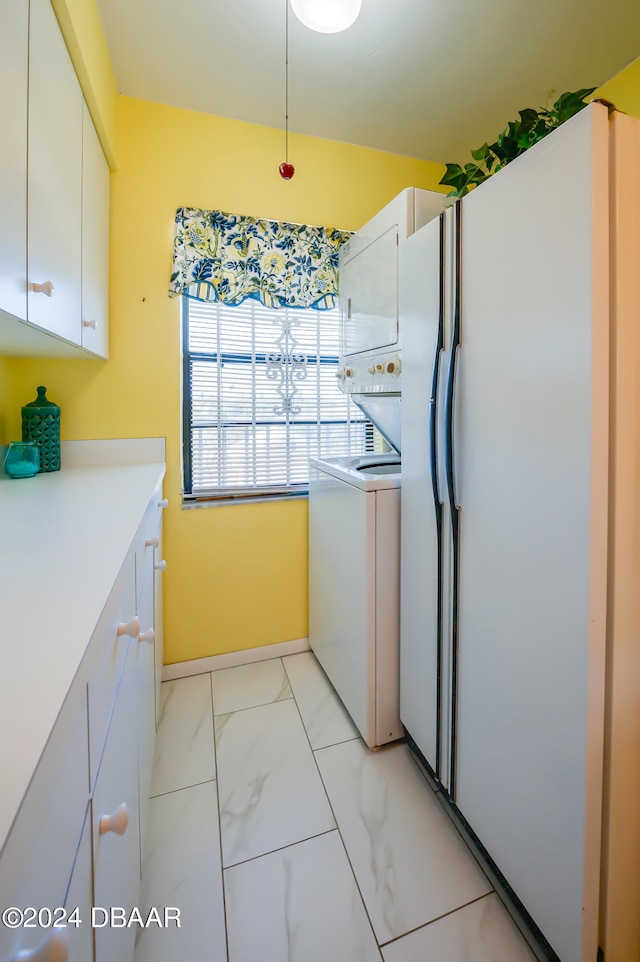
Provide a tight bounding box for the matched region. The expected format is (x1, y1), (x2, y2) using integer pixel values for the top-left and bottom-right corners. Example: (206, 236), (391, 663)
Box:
(309, 458), (402, 748)
(341, 226), (399, 357)
(399, 215), (443, 772)
(309, 470), (376, 744)
(454, 104), (608, 962)
(374, 488), (403, 745)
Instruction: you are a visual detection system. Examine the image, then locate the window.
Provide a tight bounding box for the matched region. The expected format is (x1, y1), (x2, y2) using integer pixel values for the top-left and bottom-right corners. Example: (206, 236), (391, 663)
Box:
(182, 297), (373, 501)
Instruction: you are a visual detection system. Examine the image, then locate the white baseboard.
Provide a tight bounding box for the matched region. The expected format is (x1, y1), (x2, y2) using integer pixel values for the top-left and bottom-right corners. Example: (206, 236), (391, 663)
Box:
(162, 637), (310, 681)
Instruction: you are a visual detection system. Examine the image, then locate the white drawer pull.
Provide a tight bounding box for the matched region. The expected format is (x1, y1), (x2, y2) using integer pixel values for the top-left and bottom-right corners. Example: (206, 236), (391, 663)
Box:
(139, 628), (155, 645)
(154, 560), (167, 571)
(82, 318), (97, 330)
(117, 616), (140, 639)
(12, 928), (68, 961)
(30, 281), (54, 297)
(98, 803), (129, 837)
(158, 498), (169, 509)
(145, 535), (159, 549)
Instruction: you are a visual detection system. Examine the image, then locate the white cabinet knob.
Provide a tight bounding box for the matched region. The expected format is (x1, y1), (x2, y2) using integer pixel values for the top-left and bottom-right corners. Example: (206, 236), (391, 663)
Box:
(138, 628), (155, 645)
(117, 616), (140, 638)
(12, 930), (68, 961)
(158, 498), (169, 509)
(30, 281), (54, 297)
(336, 367), (345, 381)
(82, 319), (97, 330)
(98, 802), (129, 837)
(367, 365), (375, 374)
(145, 535), (159, 549)
(344, 367), (354, 379)
(154, 560), (167, 571)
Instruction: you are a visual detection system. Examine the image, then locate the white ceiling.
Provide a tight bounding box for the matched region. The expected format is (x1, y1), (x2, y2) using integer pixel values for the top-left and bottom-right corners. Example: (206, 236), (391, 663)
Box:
(96, 0), (640, 163)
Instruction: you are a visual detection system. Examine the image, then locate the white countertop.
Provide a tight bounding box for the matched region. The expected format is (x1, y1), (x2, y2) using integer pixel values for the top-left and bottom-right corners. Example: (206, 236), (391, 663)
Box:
(0, 459), (165, 854)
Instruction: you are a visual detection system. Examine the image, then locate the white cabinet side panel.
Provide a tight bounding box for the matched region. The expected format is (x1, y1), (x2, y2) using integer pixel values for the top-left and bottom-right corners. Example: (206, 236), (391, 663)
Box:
(399, 217), (443, 771)
(454, 104), (609, 962)
(81, 102), (110, 358)
(0, 0), (28, 322)
(599, 110), (640, 962)
(309, 473), (375, 744)
(374, 487), (402, 745)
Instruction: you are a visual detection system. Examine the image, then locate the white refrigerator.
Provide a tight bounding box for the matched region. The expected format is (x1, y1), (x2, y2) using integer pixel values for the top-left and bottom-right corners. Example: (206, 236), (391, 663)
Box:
(400, 101), (640, 962)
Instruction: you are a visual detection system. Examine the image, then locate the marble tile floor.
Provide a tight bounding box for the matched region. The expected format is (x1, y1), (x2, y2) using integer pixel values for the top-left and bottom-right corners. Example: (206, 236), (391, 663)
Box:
(134, 651), (538, 962)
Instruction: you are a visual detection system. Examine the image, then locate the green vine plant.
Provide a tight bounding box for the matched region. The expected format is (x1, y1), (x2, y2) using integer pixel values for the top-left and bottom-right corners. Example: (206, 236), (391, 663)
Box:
(440, 88), (596, 198)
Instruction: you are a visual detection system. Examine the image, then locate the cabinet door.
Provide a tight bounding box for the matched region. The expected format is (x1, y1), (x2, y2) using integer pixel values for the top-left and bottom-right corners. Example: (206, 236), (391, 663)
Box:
(153, 524), (165, 724)
(0, 0), (28, 323)
(87, 552), (137, 790)
(136, 549), (157, 866)
(0, 679), (89, 960)
(27, 0), (82, 343)
(65, 808), (94, 962)
(81, 102), (110, 358)
(93, 642), (141, 962)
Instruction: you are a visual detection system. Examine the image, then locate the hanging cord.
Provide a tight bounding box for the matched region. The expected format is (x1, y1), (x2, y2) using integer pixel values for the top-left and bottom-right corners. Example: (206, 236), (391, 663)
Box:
(285, 0), (289, 164)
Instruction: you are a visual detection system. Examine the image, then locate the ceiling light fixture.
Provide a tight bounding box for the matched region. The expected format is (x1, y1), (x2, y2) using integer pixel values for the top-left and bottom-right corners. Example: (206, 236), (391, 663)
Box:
(290, 0), (362, 34)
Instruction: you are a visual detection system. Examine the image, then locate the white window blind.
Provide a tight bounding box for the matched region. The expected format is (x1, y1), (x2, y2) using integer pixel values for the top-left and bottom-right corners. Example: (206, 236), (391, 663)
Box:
(183, 297), (373, 500)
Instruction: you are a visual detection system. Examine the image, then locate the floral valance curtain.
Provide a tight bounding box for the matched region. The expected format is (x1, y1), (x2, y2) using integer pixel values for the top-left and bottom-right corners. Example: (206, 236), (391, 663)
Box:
(169, 207), (352, 310)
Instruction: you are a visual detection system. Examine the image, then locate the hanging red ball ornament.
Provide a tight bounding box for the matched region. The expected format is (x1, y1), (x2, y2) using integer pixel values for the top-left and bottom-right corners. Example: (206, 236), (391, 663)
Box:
(279, 162), (295, 180)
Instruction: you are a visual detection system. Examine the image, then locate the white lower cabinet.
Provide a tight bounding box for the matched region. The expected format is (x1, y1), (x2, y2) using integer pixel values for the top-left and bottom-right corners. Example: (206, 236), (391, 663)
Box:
(137, 550), (157, 868)
(93, 639), (141, 962)
(0, 680), (89, 961)
(65, 811), (94, 962)
(0, 478), (165, 962)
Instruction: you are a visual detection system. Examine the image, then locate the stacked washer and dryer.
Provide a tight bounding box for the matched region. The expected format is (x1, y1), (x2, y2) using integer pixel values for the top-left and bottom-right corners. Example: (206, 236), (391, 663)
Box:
(308, 187), (447, 748)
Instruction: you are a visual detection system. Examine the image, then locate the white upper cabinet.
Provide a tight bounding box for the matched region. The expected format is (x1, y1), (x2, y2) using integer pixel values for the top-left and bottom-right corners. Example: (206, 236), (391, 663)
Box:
(27, 0), (83, 345)
(0, 0), (111, 358)
(82, 102), (110, 358)
(0, 0), (28, 323)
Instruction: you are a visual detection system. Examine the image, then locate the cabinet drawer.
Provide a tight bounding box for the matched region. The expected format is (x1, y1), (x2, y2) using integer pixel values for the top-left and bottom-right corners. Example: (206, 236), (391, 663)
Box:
(93, 641), (141, 962)
(0, 679), (89, 960)
(87, 550), (137, 788)
(134, 484), (165, 607)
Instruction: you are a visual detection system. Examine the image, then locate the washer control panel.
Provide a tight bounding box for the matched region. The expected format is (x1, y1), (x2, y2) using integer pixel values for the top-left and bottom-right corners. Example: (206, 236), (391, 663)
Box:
(336, 353), (402, 393)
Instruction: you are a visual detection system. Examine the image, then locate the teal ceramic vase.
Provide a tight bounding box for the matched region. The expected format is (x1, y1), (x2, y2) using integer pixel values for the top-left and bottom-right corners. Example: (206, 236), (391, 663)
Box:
(21, 386), (61, 472)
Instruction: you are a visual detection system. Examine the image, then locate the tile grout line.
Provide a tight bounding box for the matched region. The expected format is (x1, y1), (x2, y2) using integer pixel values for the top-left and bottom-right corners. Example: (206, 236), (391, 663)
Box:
(149, 775), (216, 801)
(222, 826), (339, 872)
(209, 670), (231, 962)
(281, 657), (386, 961)
(377, 890), (495, 948)
(212, 694), (294, 721)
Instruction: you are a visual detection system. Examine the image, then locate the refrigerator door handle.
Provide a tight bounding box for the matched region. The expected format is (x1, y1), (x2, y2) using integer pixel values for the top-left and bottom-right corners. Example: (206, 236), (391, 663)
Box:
(431, 212), (446, 510)
(445, 200), (462, 799)
(429, 379), (440, 511)
(444, 344), (460, 513)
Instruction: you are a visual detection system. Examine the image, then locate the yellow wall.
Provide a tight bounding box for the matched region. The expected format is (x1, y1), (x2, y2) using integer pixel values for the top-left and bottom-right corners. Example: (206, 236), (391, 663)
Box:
(0, 358), (14, 443)
(6, 96), (446, 664)
(595, 57), (640, 120)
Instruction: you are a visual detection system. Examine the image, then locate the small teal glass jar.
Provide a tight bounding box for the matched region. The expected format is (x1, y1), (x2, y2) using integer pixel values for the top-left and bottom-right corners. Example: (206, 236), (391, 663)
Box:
(22, 386), (60, 472)
(4, 441), (40, 479)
